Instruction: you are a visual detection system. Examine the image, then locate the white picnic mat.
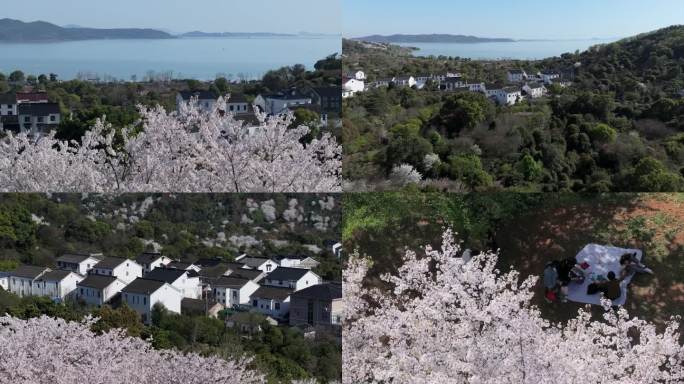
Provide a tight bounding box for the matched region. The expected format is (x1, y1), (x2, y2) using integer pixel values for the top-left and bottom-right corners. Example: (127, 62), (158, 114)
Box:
(566, 244), (642, 306)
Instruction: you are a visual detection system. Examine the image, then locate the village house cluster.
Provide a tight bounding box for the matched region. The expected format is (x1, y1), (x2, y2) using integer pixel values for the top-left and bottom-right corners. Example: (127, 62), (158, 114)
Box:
(176, 84), (341, 127)
(0, 249), (343, 330)
(0, 90), (61, 135)
(343, 68), (572, 106)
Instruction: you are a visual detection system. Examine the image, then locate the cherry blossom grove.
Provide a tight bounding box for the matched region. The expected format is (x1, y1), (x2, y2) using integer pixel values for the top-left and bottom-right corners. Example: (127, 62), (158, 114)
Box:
(0, 315), (263, 384)
(0, 97), (341, 192)
(343, 229), (684, 384)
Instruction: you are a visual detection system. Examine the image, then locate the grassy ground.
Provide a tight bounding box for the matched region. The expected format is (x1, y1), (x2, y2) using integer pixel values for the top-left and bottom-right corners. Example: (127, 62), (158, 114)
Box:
(495, 193), (683, 337)
(345, 193), (683, 338)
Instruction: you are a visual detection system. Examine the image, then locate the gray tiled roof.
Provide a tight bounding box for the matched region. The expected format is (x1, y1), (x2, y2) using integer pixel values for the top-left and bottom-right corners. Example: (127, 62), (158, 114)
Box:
(251, 285), (293, 301)
(11, 265), (50, 279)
(121, 278), (165, 295)
(291, 283), (342, 301)
(266, 267), (310, 281)
(57, 253), (103, 264)
(143, 268), (186, 284)
(78, 274), (118, 289)
(39, 270), (76, 282)
(93, 257), (129, 270)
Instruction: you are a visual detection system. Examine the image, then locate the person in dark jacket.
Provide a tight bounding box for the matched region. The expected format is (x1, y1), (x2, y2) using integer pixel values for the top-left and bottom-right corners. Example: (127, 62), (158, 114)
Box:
(588, 271), (623, 300)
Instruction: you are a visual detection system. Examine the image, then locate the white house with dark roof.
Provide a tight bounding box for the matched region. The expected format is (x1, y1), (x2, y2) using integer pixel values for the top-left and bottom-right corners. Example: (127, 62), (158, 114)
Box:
(8, 265), (51, 297)
(237, 257), (278, 273)
(176, 90), (219, 112)
(540, 71), (561, 84)
(253, 90), (312, 115)
(91, 257), (142, 285)
(56, 253), (103, 275)
(487, 86), (522, 106)
(442, 76), (466, 91)
(226, 93), (250, 115)
(507, 69), (527, 83)
(122, 278), (183, 323)
(135, 252), (172, 273)
(35, 270), (84, 300)
(250, 285), (293, 319)
(211, 276), (260, 307)
(345, 70), (366, 81)
(342, 78), (365, 98)
(18, 103), (60, 135)
(144, 267), (201, 299)
(263, 267), (321, 291)
(77, 274), (127, 306)
(289, 282), (343, 327)
(523, 82), (546, 99)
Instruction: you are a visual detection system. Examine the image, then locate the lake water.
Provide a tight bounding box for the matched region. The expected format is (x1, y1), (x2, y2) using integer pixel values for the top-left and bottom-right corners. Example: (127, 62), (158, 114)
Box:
(0, 36), (341, 81)
(397, 39), (619, 60)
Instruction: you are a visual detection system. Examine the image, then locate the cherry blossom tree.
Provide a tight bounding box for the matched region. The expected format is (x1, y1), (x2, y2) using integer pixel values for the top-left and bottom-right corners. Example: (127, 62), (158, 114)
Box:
(0, 97), (341, 192)
(343, 229), (684, 384)
(0, 315), (264, 384)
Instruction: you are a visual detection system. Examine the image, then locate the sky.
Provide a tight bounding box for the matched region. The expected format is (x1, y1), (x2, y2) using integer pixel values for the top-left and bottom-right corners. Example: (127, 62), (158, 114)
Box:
(344, 0), (684, 39)
(2, 0), (341, 34)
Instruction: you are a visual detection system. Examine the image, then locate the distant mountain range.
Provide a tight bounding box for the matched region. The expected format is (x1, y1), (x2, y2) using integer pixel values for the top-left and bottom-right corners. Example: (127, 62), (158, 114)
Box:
(0, 18), (173, 42)
(354, 34), (516, 43)
(0, 19), (336, 42)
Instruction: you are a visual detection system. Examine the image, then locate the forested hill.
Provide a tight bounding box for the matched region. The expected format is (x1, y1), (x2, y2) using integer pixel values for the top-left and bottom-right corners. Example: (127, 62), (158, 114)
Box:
(541, 25), (684, 97)
(354, 34), (515, 43)
(0, 194), (341, 280)
(0, 18), (173, 42)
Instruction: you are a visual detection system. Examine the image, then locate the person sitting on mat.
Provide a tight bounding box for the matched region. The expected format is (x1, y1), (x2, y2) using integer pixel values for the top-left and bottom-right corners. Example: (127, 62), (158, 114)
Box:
(587, 271), (623, 301)
(543, 261), (560, 303)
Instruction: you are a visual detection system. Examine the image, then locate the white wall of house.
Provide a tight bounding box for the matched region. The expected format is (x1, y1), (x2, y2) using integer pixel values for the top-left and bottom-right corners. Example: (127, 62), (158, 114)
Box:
(279, 258), (319, 269)
(523, 84), (545, 98)
(507, 71), (526, 83)
(123, 284), (182, 324)
(173, 274), (202, 299)
(343, 79), (365, 95)
(0, 274), (8, 291)
(0, 103), (17, 116)
(37, 273), (84, 300)
(9, 276), (41, 297)
(214, 280), (260, 307)
(19, 113), (61, 134)
(94, 261), (142, 284)
(144, 256), (172, 273)
(394, 77), (416, 88)
(77, 279), (127, 306)
(249, 260), (278, 273)
(176, 94), (216, 112)
(251, 296), (290, 319)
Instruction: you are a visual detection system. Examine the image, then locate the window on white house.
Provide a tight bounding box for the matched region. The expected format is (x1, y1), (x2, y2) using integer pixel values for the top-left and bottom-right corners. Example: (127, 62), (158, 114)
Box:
(275, 302), (280, 310)
(252, 300), (257, 306)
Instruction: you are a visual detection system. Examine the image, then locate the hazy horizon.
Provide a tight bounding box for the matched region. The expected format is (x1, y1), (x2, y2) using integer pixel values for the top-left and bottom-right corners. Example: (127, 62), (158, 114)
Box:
(344, 0), (684, 40)
(1, 0), (341, 35)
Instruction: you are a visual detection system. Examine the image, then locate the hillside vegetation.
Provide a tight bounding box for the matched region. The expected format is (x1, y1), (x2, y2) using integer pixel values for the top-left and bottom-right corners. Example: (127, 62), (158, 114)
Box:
(343, 26), (684, 192)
